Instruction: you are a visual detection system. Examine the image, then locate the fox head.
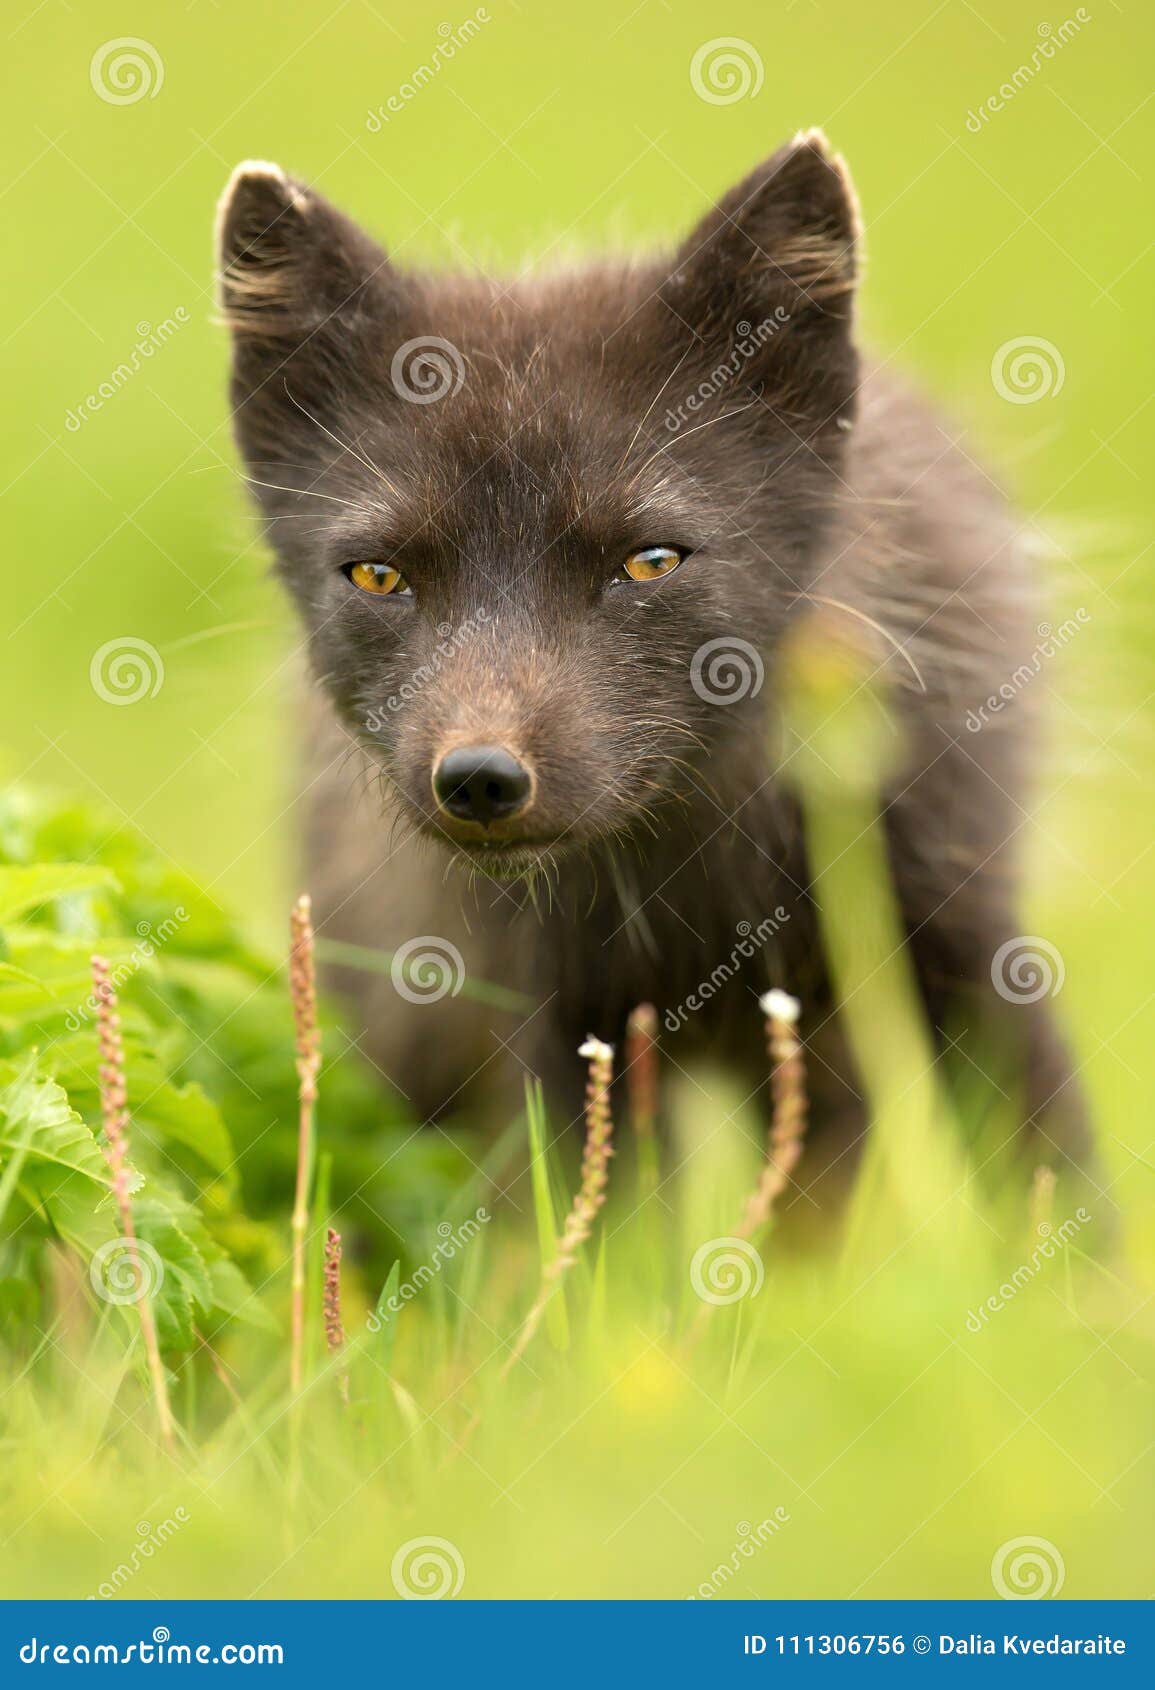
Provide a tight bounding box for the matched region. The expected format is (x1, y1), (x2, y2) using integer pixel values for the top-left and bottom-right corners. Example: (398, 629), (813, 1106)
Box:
(217, 133), (859, 876)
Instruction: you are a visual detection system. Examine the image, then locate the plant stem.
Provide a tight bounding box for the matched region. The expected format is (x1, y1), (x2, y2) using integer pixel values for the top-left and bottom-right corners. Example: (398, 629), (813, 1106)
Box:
(737, 991), (809, 1238)
(289, 895), (321, 1399)
(687, 992), (808, 1347)
(91, 954), (175, 1455)
(323, 1227), (349, 1404)
(502, 1038), (615, 1376)
(625, 1003), (660, 1200)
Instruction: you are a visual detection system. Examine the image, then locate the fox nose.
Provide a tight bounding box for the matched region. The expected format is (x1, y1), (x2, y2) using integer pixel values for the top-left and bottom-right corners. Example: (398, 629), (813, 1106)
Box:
(432, 744), (533, 827)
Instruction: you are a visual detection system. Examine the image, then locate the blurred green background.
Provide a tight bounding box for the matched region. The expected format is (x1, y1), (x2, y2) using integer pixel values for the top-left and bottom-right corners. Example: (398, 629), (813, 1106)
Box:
(2, 0), (1152, 1226)
(1, 0), (1154, 1603)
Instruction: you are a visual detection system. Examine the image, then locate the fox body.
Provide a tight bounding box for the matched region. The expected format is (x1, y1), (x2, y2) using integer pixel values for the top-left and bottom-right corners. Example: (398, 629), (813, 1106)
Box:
(218, 133), (1086, 1195)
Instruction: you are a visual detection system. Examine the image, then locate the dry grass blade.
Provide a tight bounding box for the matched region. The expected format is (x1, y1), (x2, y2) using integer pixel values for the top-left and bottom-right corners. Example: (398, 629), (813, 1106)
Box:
(502, 1038), (615, 1376)
(1029, 1164), (1057, 1243)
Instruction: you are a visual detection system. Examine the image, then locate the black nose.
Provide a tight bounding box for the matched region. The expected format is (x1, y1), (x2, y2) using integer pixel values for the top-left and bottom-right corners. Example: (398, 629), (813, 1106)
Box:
(432, 744), (533, 827)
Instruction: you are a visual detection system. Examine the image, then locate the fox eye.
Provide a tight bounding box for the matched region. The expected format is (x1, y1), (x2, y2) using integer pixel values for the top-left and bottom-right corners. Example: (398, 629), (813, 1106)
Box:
(620, 545), (685, 583)
(345, 561), (410, 596)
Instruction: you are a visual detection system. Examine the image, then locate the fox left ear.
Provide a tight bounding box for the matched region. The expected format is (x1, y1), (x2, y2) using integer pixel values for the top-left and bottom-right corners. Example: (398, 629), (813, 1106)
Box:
(663, 130), (861, 435)
(215, 161), (413, 476)
(215, 160), (394, 342)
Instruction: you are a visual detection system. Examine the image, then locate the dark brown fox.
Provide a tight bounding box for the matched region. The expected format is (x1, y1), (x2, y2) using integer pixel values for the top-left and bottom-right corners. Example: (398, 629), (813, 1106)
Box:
(216, 132), (1088, 1200)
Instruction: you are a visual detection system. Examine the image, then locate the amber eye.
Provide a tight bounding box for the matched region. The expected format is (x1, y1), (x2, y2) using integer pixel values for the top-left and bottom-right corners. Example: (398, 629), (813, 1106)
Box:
(620, 545), (685, 583)
(345, 561), (410, 596)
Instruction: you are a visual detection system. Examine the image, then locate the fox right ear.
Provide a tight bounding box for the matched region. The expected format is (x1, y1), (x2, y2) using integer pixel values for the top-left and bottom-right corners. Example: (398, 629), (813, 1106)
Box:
(215, 161), (398, 353)
(660, 132), (861, 442)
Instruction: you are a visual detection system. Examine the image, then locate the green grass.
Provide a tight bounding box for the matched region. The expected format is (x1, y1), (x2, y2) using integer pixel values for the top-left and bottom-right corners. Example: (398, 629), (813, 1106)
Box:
(0, 786), (1151, 1601)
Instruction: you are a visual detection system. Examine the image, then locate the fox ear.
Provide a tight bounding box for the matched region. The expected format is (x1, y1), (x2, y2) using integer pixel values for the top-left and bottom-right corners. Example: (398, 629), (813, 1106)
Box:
(663, 130), (861, 433)
(216, 162), (411, 466)
(215, 161), (393, 337)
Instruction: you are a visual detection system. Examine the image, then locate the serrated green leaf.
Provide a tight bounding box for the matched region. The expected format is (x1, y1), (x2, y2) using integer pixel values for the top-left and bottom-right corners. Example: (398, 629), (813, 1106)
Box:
(0, 1057), (109, 1188)
(131, 1201), (214, 1351)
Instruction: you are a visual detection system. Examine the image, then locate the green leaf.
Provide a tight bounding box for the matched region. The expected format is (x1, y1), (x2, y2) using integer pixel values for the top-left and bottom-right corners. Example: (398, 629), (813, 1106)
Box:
(0, 1057), (109, 1189)
(526, 1076), (569, 1351)
(131, 1200), (215, 1351)
(133, 1079), (234, 1176)
(373, 1260), (402, 1373)
(316, 936), (535, 1012)
(206, 1255), (277, 1333)
(0, 865), (118, 927)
